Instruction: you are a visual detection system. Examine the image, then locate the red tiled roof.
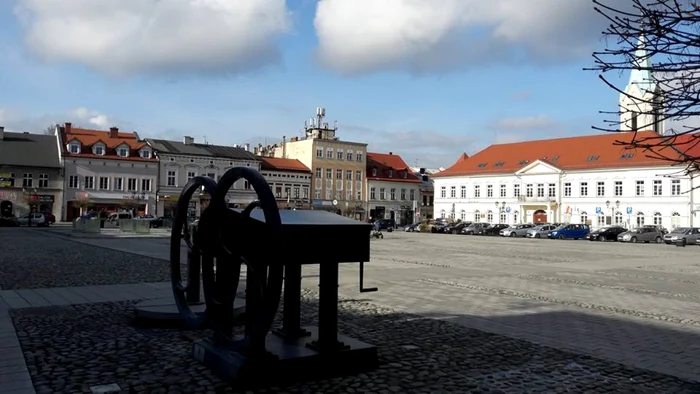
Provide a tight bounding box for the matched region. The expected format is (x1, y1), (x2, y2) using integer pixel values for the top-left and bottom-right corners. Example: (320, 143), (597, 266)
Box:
(366, 152), (421, 183)
(260, 157), (310, 172)
(434, 131), (700, 177)
(59, 123), (155, 162)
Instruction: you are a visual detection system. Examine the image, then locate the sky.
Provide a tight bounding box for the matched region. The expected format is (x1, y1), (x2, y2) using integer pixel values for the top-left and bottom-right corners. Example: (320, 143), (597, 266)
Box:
(0, 0), (635, 169)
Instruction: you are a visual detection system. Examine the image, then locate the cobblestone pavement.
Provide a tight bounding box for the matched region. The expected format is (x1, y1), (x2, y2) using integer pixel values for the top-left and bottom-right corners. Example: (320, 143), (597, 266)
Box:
(11, 290), (700, 394)
(0, 229), (173, 289)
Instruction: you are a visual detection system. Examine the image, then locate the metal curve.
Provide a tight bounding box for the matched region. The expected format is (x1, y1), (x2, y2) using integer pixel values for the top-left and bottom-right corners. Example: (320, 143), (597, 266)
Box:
(170, 176), (219, 328)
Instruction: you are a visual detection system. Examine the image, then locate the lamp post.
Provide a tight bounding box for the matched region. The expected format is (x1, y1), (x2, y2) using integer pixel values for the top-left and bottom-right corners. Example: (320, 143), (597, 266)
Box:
(605, 200), (610, 226)
(22, 187), (38, 226)
(615, 200), (620, 226)
(495, 201), (505, 223)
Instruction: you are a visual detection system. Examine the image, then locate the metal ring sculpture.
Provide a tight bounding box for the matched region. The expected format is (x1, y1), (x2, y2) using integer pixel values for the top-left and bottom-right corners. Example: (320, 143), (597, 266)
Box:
(170, 167), (284, 365)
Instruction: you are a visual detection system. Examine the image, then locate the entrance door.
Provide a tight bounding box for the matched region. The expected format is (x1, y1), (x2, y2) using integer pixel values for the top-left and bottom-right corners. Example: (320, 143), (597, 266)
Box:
(533, 209), (547, 223)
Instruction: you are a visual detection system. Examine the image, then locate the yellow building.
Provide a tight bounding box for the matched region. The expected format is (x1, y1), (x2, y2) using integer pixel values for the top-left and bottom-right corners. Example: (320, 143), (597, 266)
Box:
(271, 107), (368, 219)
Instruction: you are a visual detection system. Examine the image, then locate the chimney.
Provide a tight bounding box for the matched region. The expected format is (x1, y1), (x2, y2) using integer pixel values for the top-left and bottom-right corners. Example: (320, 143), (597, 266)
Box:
(244, 143), (250, 152)
(65, 122), (72, 134)
(183, 136), (194, 145)
(389, 152), (393, 155)
(282, 136), (287, 158)
(0, 126), (4, 141)
(109, 127), (119, 138)
(253, 146), (259, 155)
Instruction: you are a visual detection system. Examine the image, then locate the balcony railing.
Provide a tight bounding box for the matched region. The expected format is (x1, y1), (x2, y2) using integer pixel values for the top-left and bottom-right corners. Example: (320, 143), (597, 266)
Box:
(517, 196), (557, 203)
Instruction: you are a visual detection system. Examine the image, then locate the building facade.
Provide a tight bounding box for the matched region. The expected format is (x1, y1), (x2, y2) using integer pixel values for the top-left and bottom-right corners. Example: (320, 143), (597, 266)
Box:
(411, 165), (443, 221)
(57, 123), (158, 221)
(146, 136), (260, 217)
(271, 107), (367, 219)
(366, 152), (421, 225)
(0, 127), (64, 218)
(259, 157), (312, 209)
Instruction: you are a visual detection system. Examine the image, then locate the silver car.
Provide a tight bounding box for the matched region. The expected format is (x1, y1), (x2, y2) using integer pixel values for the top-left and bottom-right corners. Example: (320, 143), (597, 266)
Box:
(500, 224), (535, 237)
(16, 213), (49, 227)
(663, 227), (700, 246)
(617, 227), (664, 243)
(526, 224), (557, 238)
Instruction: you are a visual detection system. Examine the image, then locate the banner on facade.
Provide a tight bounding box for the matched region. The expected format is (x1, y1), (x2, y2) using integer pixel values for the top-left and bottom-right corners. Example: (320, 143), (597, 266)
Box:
(0, 173), (13, 188)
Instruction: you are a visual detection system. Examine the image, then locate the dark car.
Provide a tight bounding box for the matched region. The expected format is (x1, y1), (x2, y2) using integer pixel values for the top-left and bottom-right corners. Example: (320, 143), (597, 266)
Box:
(462, 222), (489, 235)
(586, 226), (627, 241)
(43, 212), (56, 224)
(375, 219), (395, 230)
(475, 223), (509, 236)
(445, 222), (471, 234)
(404, 223), (420, 232)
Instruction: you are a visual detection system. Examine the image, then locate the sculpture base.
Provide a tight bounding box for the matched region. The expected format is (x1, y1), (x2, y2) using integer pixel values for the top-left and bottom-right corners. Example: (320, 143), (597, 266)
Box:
(133, 298), (246, 327)
(192, 326), (378, 387)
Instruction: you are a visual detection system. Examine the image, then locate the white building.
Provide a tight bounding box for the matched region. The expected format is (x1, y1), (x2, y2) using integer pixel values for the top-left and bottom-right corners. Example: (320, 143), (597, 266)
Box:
(146, 137), (260, 217)
(258, 156), (312, 209)
(366, 152), (422, 225)
(57, 123), (158, 221)
(433, 35), (700, 230)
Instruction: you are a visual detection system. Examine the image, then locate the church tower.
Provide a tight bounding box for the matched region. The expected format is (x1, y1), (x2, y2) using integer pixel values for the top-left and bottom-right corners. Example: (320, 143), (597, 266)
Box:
(619, 33), (665, 135)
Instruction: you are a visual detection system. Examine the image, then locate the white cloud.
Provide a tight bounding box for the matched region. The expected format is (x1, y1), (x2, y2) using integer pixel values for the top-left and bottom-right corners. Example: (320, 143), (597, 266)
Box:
(492, 115), (562, 131)
(0, 107), (115, 133)
(14, 0), (291, 76)
(314, 0), (628, 74)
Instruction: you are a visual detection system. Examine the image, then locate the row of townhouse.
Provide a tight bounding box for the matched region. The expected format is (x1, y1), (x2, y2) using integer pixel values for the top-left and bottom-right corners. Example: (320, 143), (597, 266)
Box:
(0, 109), (434, 225)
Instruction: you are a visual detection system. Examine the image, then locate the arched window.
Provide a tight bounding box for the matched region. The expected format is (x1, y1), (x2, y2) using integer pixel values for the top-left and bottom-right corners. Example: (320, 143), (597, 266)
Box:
(614, 211), (623, 225)
(487, 210), (494, 223)
(636, 212), (645, 227)
(500, 211), (507, 224)
(671, 212), (681, 228)
(580, 211), (588, 224)
(597, 214), (606, 227)
(460, 210), (466, 221)
(653, 212), (662, 226)
(513, 210), (519, 224)
(474, 210), (480, 222)
(440, 210), (446, 219)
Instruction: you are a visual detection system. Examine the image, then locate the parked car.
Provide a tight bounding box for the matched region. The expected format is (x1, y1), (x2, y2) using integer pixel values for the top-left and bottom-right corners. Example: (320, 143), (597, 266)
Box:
(16, 212), (49, 227)
(641, 224), (669, 235)
(462, 222), (489, 235)
(500, 224), (535, 237)
(663, 227), (700, 246)
(445, 222), (471, 234)
(475, 223), (509, 236)
(404, 223), (420, 232)
(43, 212), (56, 224)
(547, 224), (590, 240)
(617, 227), (664, 243)
(374, 219), (395, 230)
(526, 224), (557, 238)
(586, 226), (628, 241)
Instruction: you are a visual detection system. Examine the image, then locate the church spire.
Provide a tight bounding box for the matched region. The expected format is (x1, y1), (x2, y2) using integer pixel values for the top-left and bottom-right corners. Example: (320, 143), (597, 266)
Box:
(627, 33), (656, 94)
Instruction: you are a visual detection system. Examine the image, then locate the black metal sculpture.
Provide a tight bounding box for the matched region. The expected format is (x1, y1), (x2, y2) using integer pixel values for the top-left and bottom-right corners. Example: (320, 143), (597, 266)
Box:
(170, 167), (379, 385)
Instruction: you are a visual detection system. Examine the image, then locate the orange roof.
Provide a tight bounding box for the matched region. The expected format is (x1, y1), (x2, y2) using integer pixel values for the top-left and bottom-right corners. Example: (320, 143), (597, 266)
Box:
(435, 131), (699, 178)
(366, 152), (421, 183)
(260, 156), (310, 173)
(59, 122), (155, 162)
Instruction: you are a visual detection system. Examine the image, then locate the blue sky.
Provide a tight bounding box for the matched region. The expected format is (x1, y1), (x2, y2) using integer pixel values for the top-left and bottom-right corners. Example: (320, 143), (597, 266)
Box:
(0, 0), (630, 168)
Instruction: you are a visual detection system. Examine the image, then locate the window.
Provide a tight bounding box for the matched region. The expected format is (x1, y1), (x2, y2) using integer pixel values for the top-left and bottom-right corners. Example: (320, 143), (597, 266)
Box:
(403, 171), (408, 179)
(22, 173), (33, 187)
(390, 188), (396, 200)
(380, 188), (386, 200)
(636, 212), (645, 227)
(114, 177), (123, 191)
(388, 169), (393, 177)
(118, 147), (128, 157)
(671, 212), (681, 228)
(653, 180), (662, 196)
(474, 185), (481, 198)
(636, 180), (644, 196)
(326, 148), (333, 159)
(580, 211), (588, 224)
(450, 186), (456, 198)
(441, 210), (446, 219)
(275, 186), (282, 198)
(69, 143), (80, 153)
(500, 184), (506, 197)
(356, 170), (362, 181)
(187, 171), (196, 181)
(487, 185), (493, 197)
(325, 189), (332, 199)
(69, 175), (79, 188)
(38, 174), (49, 188)
(596, 181), (605, 197)
(564, 182), (571, 197)
(346, 190), (352, 200)
(513, 184), (520, 197)
(315, 168), (322, 178)
(401, 189), (406, 200)
(141, 150), (151, 158)
(474, 210), (480, 222)
(337, 150), (343, 160)
(356, 153), (363, 162)
(614, 181), (623, 196)
(615, 212), (623, 225)
(346, 171), (353, 180)
(410, 189), (415, 201)
(83, 176), (94, 189)
(526, 184), (533, 198)
(336, 169), (343, 180)
(597, 215), (606, 227)
(653, 212), (662, 225)
(370, 187), (376, 200)
(440, 186), (446, 198)
(346, 152), (352, 160)
(316, 147), (323, 158)
(460, 185), (467, 198)
(99, 176), (109, 190)
(671, 179), (681, 195)
(303, 188), (309, 199)
(460, 210), (466, 221)
(512, 210), (519, 224)
(548, 183), (556, 197)
(536, 184), (544, 198)
(127, 178), (137, 191)
(141, 179), (151, 192)
(326, 168), (332, 179)
(285, 187), (292, 198)
(167, 170), (176, 186)
(500, 212), (507, 224)
(487, 211), (494, 223)
(315, 189), (321, 199)
(580, 182), (588, 197)
(357, 190), (362, 200)
(94, 145), (104, 155)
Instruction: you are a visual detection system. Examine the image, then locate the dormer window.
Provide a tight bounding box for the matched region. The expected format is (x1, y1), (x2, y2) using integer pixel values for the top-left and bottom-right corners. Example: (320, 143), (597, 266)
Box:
(140, 149), (151, 159)
(92, 143), (105, 155)
(68, 143), (80, 154)
(372, 167), (377, 177)
(403, 170), (408, 178)
(118, 147), (129, 157)
(388, 169), (393, 177)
